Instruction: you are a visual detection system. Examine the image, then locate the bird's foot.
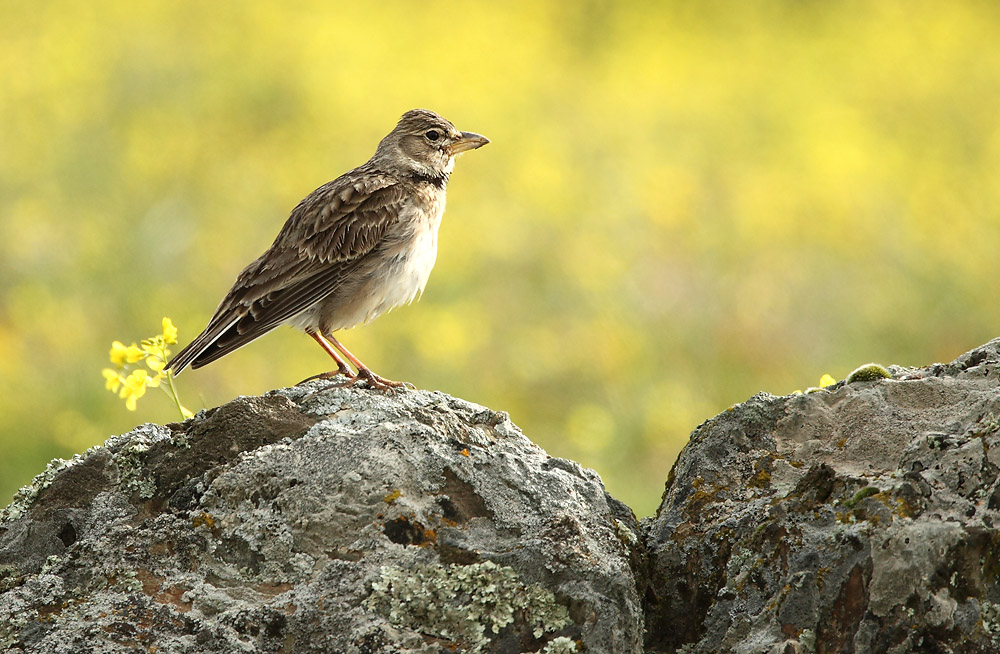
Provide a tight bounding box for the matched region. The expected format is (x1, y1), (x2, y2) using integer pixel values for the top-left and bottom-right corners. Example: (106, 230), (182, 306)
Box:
(347, 368), (413, 392)
(296, 365), (356, 386)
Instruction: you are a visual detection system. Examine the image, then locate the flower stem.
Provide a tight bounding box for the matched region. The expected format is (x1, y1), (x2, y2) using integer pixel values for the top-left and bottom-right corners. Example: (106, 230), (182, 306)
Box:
(164, 369), (192, 419)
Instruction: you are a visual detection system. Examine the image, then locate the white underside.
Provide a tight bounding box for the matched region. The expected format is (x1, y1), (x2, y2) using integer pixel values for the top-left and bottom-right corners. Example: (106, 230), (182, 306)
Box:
(287, 208), (441, 333)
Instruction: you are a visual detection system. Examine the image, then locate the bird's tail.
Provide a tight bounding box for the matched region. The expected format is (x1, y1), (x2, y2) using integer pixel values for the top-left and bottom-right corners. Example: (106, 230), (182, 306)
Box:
(165, 317), (239, 375)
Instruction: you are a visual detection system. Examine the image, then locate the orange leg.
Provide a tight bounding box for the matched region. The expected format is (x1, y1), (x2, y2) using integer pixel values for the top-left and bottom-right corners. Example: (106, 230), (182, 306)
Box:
(300, 331), (408, 391)
(297, 331), (355, 384)
(326, 334), (408, 390)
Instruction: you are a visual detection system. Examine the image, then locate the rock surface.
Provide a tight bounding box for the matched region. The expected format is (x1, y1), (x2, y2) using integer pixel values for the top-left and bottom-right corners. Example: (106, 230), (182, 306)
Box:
(645, 339), (1000, 654)
(0, 385), (644, 653)
(5, 340), (1000, 653)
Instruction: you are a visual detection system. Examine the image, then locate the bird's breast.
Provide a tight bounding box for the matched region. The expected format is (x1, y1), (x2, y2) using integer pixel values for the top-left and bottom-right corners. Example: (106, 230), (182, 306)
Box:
(309, 195), (446, 332)
(380, 210), (441, 305)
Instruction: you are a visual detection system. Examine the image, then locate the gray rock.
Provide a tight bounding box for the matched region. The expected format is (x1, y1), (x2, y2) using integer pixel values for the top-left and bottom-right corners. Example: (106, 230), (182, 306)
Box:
(643, 338), (1000, 654)
(8, 339), (1000, 653)
(0, 386), (644, 653)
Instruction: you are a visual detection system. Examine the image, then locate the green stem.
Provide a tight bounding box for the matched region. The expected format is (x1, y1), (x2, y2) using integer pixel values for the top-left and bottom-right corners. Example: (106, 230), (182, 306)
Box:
(159, 344), (192, 419)
(164, 369), (190, 418)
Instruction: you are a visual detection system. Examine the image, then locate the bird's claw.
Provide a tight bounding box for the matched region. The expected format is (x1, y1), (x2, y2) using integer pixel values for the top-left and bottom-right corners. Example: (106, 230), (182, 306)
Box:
(347, 368), (411, 392)
(296, 367), (355, 386)
(297, 367), (411, 392)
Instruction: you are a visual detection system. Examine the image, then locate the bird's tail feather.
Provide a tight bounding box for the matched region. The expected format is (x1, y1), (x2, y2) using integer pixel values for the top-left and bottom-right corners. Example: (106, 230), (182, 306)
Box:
(165, 317), (240, 375)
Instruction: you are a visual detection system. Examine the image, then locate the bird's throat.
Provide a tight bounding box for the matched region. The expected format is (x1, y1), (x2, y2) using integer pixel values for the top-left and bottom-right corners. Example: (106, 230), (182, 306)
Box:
(408, 171), (449, 189)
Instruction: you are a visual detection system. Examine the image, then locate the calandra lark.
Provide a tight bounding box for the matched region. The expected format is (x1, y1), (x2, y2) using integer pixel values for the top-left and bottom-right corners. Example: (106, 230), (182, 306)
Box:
(166, 109), (489, 389)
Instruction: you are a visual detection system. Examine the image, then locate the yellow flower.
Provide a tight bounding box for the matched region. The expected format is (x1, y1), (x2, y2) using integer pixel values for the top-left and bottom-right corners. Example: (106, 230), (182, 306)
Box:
(819, 374), (837, 388)
(161, 317), (178, 345)
(120, 369), (149, 393)
(119, 369), (150, 410)
(125, 344), (145, 364)
(102, 368), (122, 392)
(109, 341), (130, 367)
(110, 340), (145, 366)
(103, 318), (189, 418)
(141, 336), (162, 355)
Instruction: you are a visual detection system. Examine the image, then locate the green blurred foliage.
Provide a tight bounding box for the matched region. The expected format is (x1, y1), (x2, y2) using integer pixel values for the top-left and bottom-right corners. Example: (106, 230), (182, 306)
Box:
(1, 1), (999, 516)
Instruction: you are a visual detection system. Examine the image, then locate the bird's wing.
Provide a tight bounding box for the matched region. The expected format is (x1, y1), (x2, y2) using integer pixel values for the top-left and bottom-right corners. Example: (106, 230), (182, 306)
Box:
(167, 173), (408, 373)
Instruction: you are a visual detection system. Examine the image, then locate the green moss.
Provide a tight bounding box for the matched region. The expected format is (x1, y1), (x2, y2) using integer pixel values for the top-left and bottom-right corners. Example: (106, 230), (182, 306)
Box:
(894, 497), (917, 519)
(973, 412), (1000, 438)
(683, 485), (730, 520)
(843, 486), (880, 508)
(845, 363), (891, 384)
(612, 518), (638, 548)
(364, 561), (570, 652)
(749, 470), (772, 489)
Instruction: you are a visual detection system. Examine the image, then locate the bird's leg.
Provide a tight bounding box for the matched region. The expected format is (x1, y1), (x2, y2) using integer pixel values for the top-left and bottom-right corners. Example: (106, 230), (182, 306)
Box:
(297, 331), (356, 384)
(326, 334), (410, 391)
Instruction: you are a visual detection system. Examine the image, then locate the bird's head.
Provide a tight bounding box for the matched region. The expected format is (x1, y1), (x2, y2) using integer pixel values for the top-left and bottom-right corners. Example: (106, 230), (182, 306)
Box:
(373, 109), (489, 181)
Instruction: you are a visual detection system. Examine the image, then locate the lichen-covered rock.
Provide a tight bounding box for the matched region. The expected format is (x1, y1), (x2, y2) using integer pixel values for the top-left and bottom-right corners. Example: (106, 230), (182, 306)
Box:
(0, 385), (645, 653)
(10, 340), (1000, 654)
(643, 339), (1000, 654)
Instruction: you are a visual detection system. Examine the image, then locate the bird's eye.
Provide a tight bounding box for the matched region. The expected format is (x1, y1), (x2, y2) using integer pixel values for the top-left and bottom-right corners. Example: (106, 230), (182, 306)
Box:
(425, 129), (440, 141)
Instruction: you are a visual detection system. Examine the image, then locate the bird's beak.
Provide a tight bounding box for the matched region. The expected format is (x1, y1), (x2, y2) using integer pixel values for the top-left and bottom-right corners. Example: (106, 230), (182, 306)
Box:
(447, 132), (490, 155)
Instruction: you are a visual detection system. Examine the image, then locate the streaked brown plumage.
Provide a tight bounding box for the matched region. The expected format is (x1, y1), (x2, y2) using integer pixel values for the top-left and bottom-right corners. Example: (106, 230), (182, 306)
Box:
(166, 109), (489, 389)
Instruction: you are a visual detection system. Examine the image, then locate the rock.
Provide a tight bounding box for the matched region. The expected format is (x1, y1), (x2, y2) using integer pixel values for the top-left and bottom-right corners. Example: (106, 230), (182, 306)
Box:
(643, 338), (1000, 653)
(8, 340), (1000, 653)
(0, 386), (645, 653)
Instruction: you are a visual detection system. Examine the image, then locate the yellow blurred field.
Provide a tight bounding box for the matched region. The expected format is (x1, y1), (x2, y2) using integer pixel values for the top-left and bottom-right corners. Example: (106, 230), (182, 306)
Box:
(1, 2), (998, 516)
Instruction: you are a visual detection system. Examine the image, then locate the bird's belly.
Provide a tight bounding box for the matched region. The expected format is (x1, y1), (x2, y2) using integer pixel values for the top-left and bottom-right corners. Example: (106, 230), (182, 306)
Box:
(293, 227), (439, 333)
(358, 233), (438, 322)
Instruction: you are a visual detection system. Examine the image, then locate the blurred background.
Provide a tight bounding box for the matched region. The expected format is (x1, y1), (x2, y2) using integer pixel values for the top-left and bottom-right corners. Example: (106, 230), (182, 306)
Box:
(2, 1), (998, 516)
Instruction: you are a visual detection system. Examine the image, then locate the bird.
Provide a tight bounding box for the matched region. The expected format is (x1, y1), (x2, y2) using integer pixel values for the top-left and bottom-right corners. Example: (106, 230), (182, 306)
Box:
(166, 109), (489, 390)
